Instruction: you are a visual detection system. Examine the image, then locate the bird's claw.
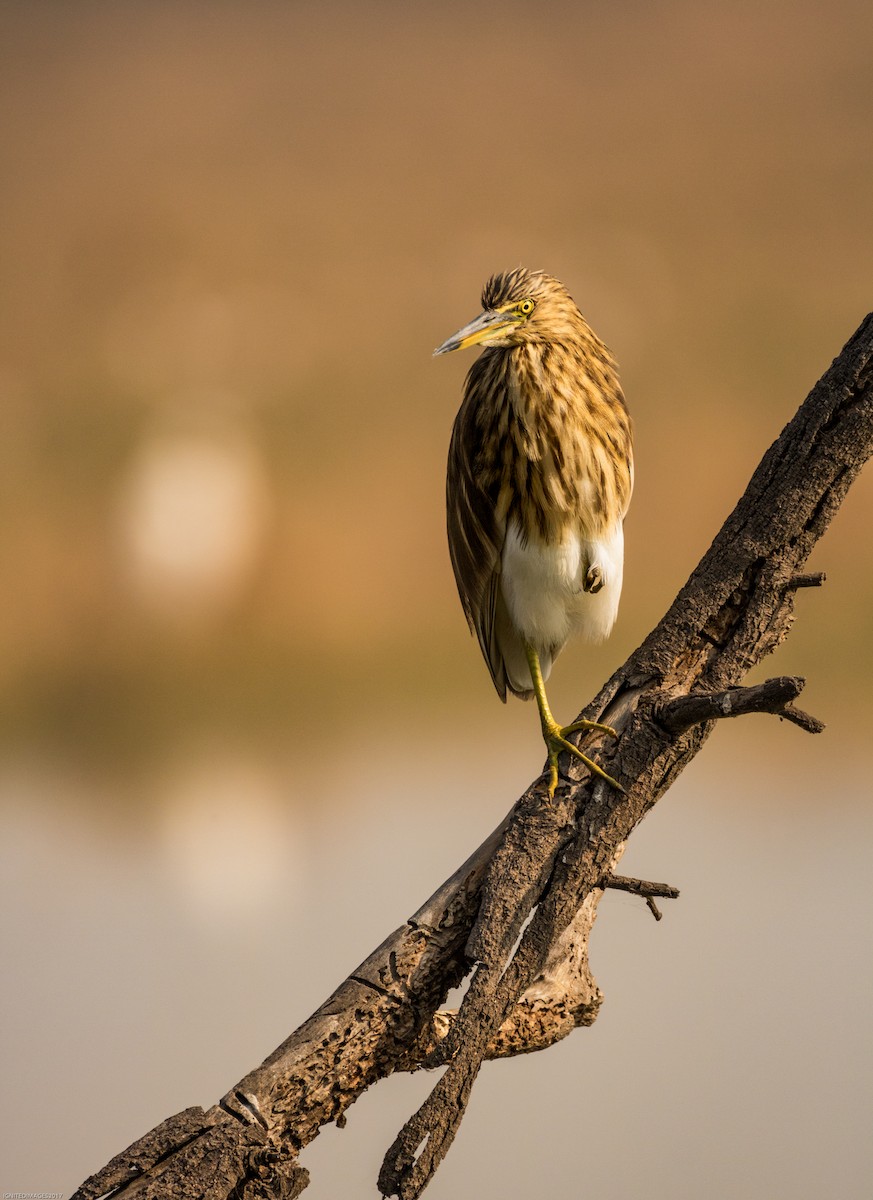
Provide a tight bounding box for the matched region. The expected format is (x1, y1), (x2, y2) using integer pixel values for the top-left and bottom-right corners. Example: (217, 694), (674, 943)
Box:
(562, 717), (618, 739)
(544, 720), (623, 797)
(583, 564), (604, 594)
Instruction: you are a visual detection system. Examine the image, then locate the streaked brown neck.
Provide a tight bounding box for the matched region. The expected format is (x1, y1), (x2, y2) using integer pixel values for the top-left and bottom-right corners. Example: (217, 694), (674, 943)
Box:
(468, 333), (633, 543)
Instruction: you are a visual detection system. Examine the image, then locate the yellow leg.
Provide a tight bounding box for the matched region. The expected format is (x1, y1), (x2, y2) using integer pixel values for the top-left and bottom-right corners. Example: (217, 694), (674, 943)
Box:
(524, 644), (623, 797)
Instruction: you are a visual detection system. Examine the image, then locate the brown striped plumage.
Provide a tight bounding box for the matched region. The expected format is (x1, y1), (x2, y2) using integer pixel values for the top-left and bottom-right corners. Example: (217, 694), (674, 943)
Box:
(436, 268), (633, 794)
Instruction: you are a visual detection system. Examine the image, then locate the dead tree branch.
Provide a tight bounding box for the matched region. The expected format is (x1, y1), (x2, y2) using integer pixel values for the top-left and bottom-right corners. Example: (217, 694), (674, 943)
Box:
(72, 314), (873, 1200)
(605, 872), (680, 920)
(656, 674), (824, 733)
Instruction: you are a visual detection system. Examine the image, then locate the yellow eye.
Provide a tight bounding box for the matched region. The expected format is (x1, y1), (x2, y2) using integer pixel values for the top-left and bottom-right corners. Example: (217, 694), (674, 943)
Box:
(518, 298), (535, 316)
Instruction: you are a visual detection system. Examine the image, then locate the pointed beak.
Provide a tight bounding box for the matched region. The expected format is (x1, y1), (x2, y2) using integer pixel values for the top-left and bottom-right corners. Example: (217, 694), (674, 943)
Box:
(433, 308), (519, 356)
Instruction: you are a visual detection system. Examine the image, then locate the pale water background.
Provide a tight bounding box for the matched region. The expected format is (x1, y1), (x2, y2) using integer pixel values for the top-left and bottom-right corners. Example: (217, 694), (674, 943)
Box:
(1, 3), (872, 1197)
(3, 738), (872, 1198)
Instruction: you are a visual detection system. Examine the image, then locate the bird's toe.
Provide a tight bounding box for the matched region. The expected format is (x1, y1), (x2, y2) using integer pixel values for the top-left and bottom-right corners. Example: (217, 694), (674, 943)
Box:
(583, 564), (604, 594)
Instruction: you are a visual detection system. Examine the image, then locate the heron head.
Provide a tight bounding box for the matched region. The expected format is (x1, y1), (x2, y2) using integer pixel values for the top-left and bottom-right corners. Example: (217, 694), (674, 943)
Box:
(433, 268), (571, 356)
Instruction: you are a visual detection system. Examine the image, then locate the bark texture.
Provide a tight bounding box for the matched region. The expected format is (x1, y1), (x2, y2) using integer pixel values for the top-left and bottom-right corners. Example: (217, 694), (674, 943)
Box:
(72, 315), (873, 1200)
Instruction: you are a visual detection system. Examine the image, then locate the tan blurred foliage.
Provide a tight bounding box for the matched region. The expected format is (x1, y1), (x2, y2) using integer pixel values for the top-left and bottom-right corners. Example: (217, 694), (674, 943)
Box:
(0, 0), (871, 785)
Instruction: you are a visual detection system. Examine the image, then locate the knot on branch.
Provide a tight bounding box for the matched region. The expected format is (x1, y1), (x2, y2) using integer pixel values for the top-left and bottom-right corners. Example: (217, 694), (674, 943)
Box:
(242, 1146), (309, 1199)
(656, 676), (825, 735)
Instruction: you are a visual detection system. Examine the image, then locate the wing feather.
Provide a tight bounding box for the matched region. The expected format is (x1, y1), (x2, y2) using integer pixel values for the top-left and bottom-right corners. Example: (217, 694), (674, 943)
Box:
(446, 372), (508, 701)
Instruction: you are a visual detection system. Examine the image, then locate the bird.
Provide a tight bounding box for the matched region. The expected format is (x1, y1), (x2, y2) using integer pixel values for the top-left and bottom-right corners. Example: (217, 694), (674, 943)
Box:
(434, 267), (633, 796)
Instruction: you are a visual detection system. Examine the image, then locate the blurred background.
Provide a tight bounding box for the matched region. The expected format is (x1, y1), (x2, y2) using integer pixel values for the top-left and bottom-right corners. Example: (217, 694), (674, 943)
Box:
(1, 1), (871, 1196)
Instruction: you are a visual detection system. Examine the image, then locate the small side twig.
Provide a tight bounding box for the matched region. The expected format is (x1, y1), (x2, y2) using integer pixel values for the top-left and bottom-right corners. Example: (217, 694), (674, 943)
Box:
(786, 571), (827, 589)
(605, 873), (680, 921)
(779, 704), (826, 734)
(657, 675), (824, 735)
(605, 873), (680, 900)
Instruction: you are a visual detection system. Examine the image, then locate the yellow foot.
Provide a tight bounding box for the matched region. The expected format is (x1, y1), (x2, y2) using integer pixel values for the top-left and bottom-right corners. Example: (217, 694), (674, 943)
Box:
(543, 718), (623, 797)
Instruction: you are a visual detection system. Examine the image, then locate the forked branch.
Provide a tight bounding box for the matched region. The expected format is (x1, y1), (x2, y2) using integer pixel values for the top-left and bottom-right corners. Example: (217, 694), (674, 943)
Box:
(657, 674), (825, 734)
(72, 315), (873, 1200)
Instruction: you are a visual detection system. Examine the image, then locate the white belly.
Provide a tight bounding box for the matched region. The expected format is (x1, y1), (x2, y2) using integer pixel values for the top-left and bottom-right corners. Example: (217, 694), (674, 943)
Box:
(501, 519), (624, 662)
